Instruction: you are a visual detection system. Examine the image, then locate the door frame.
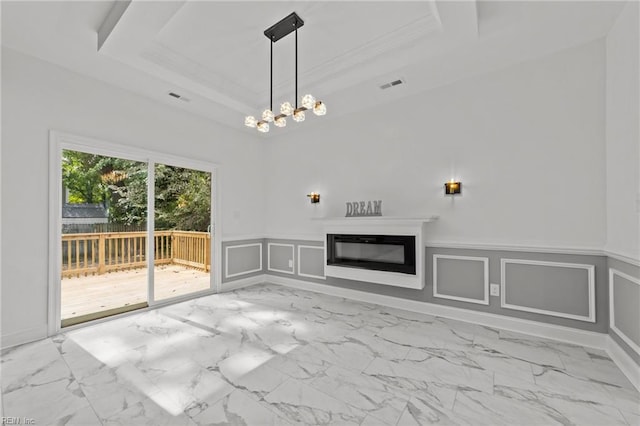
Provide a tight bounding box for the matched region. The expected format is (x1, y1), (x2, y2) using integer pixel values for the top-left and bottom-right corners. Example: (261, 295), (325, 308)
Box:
(48, 130), (222, 336)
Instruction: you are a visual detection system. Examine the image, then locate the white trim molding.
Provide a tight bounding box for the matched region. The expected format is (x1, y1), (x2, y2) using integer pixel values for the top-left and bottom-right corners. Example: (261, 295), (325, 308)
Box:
(1, 326), (49, 350)
(427, 241), (604, 256)
(433, 254), (489, 305)
(265, 234), (324, 242)
(609, 268), (640, 355)
(500, 258), (596, 323)
(221, 274), (267, 292)
(606, 251), (640, 267)
(225, 243), (263, 279)
(267, 243), (295, 275)
(298, 245), (326, 280)
(222, 235), (265, 243)
(607, 335), (640, 392)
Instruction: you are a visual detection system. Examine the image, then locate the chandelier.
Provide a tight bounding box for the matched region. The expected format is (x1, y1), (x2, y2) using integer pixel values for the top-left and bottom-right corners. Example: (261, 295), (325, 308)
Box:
(244, 12), (326, 133)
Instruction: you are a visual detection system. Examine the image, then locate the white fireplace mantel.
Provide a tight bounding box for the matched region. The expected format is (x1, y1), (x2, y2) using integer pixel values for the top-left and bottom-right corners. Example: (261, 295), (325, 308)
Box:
(320, 216), (438, 289)
(317, 215), (439, 226)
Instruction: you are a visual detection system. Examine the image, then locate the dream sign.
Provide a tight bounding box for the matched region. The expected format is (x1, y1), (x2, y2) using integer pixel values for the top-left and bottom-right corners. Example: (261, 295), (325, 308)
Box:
(345, 200), (382, 217)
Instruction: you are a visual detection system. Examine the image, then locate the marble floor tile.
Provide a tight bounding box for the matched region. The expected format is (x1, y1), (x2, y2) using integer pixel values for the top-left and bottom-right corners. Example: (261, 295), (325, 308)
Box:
(474, 333), (565, 368)
(1, 282), (638, 426)
(345, 327), (412, 361)
(311, 365), (410, 424)
(402, 349), (495, 394)
(264, 349), (333, 382)
(3, 376), (95, 425)
(1, 338), (71, 392)
(188, 388), (292, 425)
(263, 378), (366, 425)
(102, 395), (196, 426)
(396, 395), (463, 425)
(559, 353), (635, 389)
(152, 361), (235, 412)
(363, 357), (459, 410)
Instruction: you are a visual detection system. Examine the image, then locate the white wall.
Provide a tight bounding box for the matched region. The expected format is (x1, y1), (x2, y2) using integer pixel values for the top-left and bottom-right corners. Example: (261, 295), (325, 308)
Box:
(1, 48), (264, 345)
(265, 40), (607, 250)
(606, 1), (640, 261)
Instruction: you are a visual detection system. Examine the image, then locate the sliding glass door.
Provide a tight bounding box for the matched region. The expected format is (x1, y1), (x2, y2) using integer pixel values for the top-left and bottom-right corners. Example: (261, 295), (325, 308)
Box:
(153, 163), (212, 301)
(60, 150), (149, 327)
(57, 143), (216, 328)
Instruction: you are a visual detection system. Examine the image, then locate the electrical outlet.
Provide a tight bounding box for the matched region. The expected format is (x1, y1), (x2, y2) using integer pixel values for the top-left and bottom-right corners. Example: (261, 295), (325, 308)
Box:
(288, 259), (293, 268)
(490, 283), (500, 297)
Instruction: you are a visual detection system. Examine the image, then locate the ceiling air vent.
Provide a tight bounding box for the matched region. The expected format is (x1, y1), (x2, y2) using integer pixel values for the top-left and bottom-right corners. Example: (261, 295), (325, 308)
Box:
(168, 92), (190, 102)
(379, 79), (405, 90)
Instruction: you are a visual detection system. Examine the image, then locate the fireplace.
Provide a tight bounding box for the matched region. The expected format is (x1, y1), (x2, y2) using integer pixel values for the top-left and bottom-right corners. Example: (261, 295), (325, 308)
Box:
(327, 234), (416, 275)
(322, 216), (437, 289)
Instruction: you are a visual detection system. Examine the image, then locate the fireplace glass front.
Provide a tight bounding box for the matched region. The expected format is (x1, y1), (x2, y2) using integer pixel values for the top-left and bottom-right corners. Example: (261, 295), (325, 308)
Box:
(327, 234), (416, 275)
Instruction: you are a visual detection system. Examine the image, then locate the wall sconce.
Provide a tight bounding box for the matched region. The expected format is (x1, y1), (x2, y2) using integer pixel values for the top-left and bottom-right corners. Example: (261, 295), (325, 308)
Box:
(444, 181), (461, 195)
(307, 192), (320, 203)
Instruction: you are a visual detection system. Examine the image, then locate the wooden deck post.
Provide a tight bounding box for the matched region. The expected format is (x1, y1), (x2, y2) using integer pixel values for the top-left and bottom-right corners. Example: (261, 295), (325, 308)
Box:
(98, 233), (106, 275)
(205, 233), (211, 272)
(170, 231), (175, 263)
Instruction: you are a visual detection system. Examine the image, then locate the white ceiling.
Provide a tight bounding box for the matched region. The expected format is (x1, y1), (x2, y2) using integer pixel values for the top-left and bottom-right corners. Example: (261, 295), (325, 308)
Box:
(1, 1), (626, 137)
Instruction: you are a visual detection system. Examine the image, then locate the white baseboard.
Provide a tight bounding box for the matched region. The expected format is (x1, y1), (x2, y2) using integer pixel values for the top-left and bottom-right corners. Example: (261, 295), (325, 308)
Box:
(607, 335), (640, 392)
(1, 325), (48, 350)
(221, 274), (266, 292)
(265, 275), (607, 350)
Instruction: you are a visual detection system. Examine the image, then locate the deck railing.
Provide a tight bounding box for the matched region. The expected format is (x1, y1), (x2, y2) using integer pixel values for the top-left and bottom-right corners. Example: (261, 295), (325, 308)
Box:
(62, 230), (211, 278)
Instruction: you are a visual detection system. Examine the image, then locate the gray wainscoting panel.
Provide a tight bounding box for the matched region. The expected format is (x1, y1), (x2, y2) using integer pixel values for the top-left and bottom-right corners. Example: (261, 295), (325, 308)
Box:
(223, 240), (264, 282)
(607, 257), (640, 364)
(299, 245), (325, 279)
(268, 243), (294, 274)
(501, 260), (594, 321)
(424, 248), (606, 331)
(433, 255), (488, 304)
(610, 267), (640, 356)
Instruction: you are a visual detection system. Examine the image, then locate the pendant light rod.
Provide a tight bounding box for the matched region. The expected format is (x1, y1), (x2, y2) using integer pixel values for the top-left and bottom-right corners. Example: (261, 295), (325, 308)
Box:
(270, 37), (273, 111)
(295, 24), (298, 109)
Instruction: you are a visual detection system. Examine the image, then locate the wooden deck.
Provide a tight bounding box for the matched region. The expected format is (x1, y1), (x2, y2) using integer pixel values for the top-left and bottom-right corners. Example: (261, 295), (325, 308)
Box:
(61, 265), (210, 321)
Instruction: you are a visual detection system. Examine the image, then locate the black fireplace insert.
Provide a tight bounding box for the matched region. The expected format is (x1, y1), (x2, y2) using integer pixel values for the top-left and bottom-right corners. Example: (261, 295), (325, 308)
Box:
(327, 234), (416, 275)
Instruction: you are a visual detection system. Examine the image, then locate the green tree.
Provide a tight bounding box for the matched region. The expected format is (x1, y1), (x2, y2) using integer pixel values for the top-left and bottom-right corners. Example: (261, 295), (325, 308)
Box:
(62, 150), (108, 204)
(153, 165), (210, 231)
(107, 160), (148, 226)
(62, 150), (210, 231)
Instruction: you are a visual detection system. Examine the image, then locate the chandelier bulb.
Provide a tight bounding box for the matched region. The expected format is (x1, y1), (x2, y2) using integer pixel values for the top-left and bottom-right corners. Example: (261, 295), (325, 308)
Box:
(274, 116), (287, 127)
(313, 101), (326, 116)
(280, 102), (294, 116)
(256, 121), (270, 133)
(262, 109), (274, 122)
(293, 109), (306, 122)
(244, 116), (257, 128)
(301, 94), (316, 109)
